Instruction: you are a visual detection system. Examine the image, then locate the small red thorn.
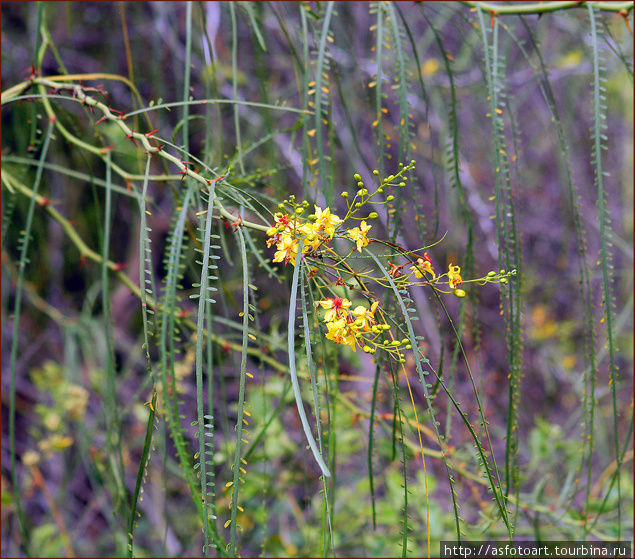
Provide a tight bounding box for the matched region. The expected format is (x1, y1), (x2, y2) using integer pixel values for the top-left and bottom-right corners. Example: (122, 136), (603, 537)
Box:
(48, 115), (57, 123)
(112, 262), (127, 272)
(214, 174), (226, 182)
(125, 133), (137, 146)
(206, 179), (212, 185)
(38, 196), (50, 207)
(490, 10), (497, 29)
(79, 254), (87, 267)
(145, 129), (159, 137)
(177, 308), (191, 319)
(222, 342), (231, 354)
(126, 178), (132, 192)
(100, 145), (115, 155)
(620, 11), (632, 34)
(95, 115), (108, 125)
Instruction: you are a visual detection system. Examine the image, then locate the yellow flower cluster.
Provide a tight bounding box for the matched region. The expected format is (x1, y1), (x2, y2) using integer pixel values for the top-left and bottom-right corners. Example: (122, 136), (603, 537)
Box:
(317, 297), (383, 353)
(266, 205), (343, 266)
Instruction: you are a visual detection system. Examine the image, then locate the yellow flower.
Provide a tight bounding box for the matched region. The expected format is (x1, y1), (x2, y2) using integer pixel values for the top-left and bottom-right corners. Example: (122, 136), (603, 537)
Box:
(411, 253), (435, 279)
(351, 300), (379, 331)
(347, 220), (372, 252)
(313, 206), (342, 239)
(324, 318), (358, 352)
(318, 297), (352, 322)
(448, 264), (463, 289)
(273, 233), (299, 265)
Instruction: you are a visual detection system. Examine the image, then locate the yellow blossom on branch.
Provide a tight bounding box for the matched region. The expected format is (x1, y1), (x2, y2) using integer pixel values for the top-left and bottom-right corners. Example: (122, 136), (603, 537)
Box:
(348, 220), (372, 252)
(318, 296), (352, 322)
(324, 318), (358, 352)
(448, 264), (463, 289)
(313, 206), (343, 239)
(273, 233), (299, 265)
(411, 253), (435, 279)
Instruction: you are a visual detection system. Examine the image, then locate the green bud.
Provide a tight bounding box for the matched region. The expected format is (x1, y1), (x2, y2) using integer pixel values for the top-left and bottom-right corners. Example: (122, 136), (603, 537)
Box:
(391, 340), (400, 346)
(401, 338), (409, 345)
(266, 227), (277, 236)
(454, 288), (466, 298)
(355, 202), (362, 208)
(487, 271), (496, 277)
(386, 195), (395, 202)
(354, 173), (361, 181)
(373, 169), (379, 175)
(405, 344), (412, 350)
(399, 358), (406, 364)
(500, 278), (508, 284)
(289, 194), (295, 200)
(303, 200), (310, 208)
(500, 269), (506, 274)
(398, 182), (406, 187)
(295, 207), (304, 215)
(358, 188), (368, 196)
(386, 175), (394, 182)
(278, 204), (285, 210)
(368, 212), (378, 219)
(341, 191), (349, 198)
(363, 346), (372, 353)
(377, 188), (383, 194)
(357, 181), (364, 188)
(384, 340), (391, 345)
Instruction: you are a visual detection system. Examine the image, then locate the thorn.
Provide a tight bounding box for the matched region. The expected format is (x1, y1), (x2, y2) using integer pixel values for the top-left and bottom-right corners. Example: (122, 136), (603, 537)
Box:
(126, 178), (132, 192)
(112, 262), (127, 272)
(38, 196), (51, 208)
(48, 115), (57, 123)
(100, 145), (115, 154)
(145, 129), (159, 137)
(620, 10), (632, 34)
(125, 133), (137, 146)
(490, 10), (497, 29)
(79, 254), (87, 267)
(95, 115), (108, 125)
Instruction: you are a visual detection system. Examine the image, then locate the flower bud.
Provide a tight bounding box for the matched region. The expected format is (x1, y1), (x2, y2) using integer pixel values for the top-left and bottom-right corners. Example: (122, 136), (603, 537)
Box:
(373, 169), (379, 175)
(398, 182), (406, 187)
(368, 212), (378, 219)
(266, 227), (277, 236)
(341, 191), (349, 198)
(357, 181), (364, 188)
(454, 288), (466, 298)
(295, 207), (304, 215)
(354, 173), (361, 181)
(386, 195), (395, 202)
